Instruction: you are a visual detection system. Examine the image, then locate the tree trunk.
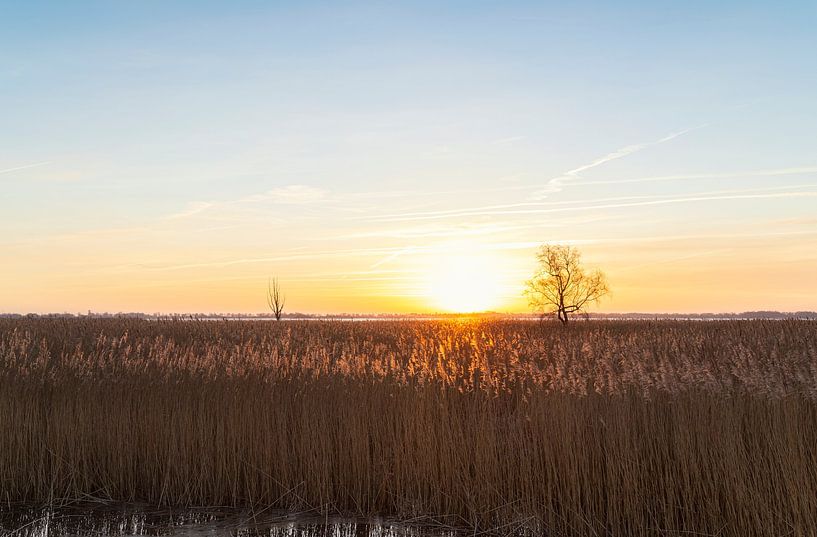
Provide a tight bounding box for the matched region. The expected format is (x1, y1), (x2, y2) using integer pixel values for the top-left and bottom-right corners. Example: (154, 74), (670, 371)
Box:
(558, 294), (568, 324)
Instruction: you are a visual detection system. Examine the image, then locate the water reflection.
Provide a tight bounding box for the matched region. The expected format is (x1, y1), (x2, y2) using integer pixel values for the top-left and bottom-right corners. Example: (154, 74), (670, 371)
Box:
(0, 504), (461, 537)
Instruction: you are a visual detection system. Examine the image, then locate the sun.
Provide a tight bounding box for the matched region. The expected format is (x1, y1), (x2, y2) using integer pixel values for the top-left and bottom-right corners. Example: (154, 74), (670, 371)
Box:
(427, 254), (505, 313)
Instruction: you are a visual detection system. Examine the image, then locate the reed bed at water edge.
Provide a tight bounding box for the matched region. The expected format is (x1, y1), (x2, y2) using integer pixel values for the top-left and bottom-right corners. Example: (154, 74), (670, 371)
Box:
(1, 318), (817, 536)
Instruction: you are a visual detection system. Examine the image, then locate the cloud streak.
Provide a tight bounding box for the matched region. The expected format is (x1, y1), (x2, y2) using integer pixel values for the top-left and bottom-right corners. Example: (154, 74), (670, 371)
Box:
(360, 187), (817, 223)
(359, 184), (817, 223)
(0, 162), (50, 176)
(163, 184), (331, 221)
(241, 185), (329, 204)
(571, 166), (817, 187)
(163, 201), (215, 220)
(532, 125), (706, 199)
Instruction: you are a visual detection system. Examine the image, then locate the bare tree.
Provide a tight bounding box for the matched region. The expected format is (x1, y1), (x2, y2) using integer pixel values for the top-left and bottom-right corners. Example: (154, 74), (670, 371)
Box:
(525, 244), (609, 324)
(266, 277), (286, 321)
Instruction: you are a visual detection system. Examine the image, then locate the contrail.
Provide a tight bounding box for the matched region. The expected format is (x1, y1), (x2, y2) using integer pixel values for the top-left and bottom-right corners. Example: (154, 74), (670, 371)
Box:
(532, 124), (707, 199)
(359, 184), (817, 223)
(362, 189), (817, 223)
(0, 161), (50, 175)
(370, 247), (413, 269)
(571, 166), (817, 187)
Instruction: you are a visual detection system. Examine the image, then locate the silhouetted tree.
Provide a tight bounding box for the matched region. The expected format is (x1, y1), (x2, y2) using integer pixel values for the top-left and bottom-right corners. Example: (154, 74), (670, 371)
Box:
(525, 244), (609, 324)
(266, 277), (286, 321)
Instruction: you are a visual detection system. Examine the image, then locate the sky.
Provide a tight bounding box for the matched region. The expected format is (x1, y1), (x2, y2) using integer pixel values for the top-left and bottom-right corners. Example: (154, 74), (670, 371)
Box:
(2, 1), (817, 314)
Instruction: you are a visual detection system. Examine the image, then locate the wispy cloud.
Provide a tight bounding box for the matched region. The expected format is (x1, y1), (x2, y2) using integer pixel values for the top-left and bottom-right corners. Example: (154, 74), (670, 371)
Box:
(571, 166), (817, 187)
(163, 201), (214, 220)
(370, 246), (421, 269)
(532, 125), (706, 199)
(128, 239), (545, 273)
(360, 186), (817, 223)
(341, 222), (545, 241)
(584, 228), (817, 246)
(359, 183), (814, 223)
(241, 185), (329, 204)
(336, 164), (817, 201)
(356, 192), (666, 222)
(163, 184), (331, 221)
(131, 245), (431, 272)
(0, 161), (50, 176)
(614, 249), (736, 273)
(164, 156), (814, 225)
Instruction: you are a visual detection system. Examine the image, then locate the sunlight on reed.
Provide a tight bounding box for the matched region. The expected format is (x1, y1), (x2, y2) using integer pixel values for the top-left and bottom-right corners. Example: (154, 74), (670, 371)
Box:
(1, 319), (816, 536)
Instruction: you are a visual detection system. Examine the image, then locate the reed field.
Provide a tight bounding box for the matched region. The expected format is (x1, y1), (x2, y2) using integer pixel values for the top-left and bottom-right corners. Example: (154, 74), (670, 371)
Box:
(1, 318), (817, 536)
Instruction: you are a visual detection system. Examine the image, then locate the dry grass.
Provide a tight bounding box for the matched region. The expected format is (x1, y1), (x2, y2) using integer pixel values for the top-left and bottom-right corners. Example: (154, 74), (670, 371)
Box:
(1, 318), (816, 535)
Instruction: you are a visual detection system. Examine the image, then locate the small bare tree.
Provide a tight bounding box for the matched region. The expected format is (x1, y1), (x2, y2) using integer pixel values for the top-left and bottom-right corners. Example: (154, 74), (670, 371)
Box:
(266, 277), (286, 321)
(525, 244), (609, 324)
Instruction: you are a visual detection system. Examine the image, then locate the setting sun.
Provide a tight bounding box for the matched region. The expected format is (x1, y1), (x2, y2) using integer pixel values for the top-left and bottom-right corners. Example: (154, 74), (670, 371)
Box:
(427, 254), (505, 312)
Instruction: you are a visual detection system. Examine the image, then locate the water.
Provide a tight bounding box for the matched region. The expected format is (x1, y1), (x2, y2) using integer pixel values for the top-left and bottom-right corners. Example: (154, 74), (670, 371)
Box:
(0, 504), (464, 537)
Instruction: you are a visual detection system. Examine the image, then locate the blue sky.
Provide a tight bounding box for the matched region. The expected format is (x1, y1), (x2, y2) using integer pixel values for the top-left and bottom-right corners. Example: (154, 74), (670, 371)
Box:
(2, 1), (816, 313)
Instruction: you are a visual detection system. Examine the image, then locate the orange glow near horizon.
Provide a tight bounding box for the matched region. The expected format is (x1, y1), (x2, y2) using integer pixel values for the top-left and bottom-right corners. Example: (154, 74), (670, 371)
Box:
(2, 230), (817, 315)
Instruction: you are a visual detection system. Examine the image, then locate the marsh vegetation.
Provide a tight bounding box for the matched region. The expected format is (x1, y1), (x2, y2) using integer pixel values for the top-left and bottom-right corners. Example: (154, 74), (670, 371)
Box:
(1, 318), (816, 536)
